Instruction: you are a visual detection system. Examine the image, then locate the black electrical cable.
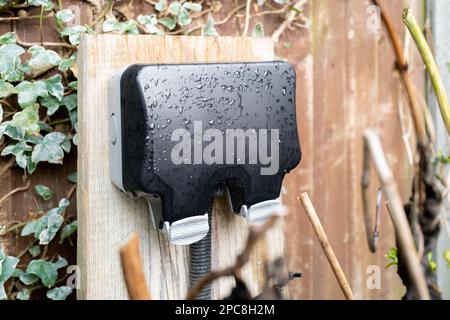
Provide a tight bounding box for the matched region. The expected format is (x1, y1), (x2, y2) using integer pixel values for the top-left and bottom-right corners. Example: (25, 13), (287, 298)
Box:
(189, 209), (212, 300)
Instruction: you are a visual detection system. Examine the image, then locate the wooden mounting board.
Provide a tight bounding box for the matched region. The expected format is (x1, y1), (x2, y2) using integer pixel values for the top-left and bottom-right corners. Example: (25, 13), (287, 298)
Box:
(77, 34), (285, 299)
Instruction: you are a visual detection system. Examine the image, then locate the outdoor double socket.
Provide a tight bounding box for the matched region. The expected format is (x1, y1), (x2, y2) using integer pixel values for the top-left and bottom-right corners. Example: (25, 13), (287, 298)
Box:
(109, 61), (301, 245)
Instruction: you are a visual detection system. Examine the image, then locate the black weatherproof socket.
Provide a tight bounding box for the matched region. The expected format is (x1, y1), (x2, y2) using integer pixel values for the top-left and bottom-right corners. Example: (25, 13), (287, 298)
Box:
(110, 61), (301, 245)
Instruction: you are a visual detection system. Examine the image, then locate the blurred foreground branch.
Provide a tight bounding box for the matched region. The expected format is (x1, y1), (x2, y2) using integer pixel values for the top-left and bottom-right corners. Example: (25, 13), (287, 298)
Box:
(120, 233), (152, 300)
(363, 129), (430, 300)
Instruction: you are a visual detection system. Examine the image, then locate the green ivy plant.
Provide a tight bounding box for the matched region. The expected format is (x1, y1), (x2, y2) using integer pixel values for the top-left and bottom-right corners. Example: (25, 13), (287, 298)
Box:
(0, 183), (77, 300)
(385, 247), (398, 269)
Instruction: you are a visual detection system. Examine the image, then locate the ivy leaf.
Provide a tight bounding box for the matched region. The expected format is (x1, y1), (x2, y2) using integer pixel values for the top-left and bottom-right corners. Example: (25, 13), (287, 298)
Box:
(47, 286), (72, 300)
(26, 260), (58, 288)
(0, 44), (25, 81)
(58, 53), (77, 72)
(28, 45), (61, 71)
(68, 81), (77, 90)
(0, 248), (19, 300)
(32, 132), (68, 164)
(16, 288), (30, 300)
(21, 216), (47, 238)
(56, 9), (75, 23)
(28, 245), (41, 258)
(22, 198), (69, 241)
(0, 79), (17, 98)
(18, 272), (38, 287)
(27, 158), (37, 174)
(45, 74), (64, 101)
(177, 8), (192, 26)
(252, 23), (265, 37)
(27, 0), (53, 10)
(67, 172), (77, 183)
(154, 0), (167, 12)
(203, 15), (218, 36)
(53, 198), (70, 214)
(40, 95), (61, 116)
(137, 15), (163, 35)
(38, 122), (52, 133)
(53, 256), (68, 270)
(256, 0), (265, 5)
(182, 2), (202, 12)
(12, 268), (24, 277)
(0, 121), (24, 141)
(159, 17), (176, 31)
(72, 132), (79, 146)
(60, 220), (77, 242)
(35, 184), (52, 201)
(62, 94), (77, 126)
(11, 104), (41, 134)
(274, 0), (288, 4)
(0, 32), (16, 45)
(1, 141), (32, 169)
(103, 19), (139, 35)
(19, 272), (39, 285)
(0, 104), (41, 142)
(39, 212), (64, 245)
(61, 26), (87, 45)
(168, 1), (181, 15)
(16, 81), (48, 108)
(137, 14), (157, 26)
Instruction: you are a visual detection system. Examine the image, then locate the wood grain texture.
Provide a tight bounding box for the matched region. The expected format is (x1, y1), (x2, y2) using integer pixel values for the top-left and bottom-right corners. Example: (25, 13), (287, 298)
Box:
(77, 34), (285, 299)
(281, 0), (425, 299)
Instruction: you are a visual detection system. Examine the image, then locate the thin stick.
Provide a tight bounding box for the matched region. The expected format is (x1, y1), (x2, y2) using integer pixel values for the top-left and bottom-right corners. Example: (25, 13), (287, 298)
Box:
(242, 0), (252, 36)
(0, 180), (31, 207)
(361, 140), (379, 253)
(0, 14), (53, 21)
(119, 233), (152, 300)
(363, 129), (430, 300)
(371, 0), (427, 147)
(0, 158), (15, 179)
(271, 0), (308, 43)
(297, 193), (354, 300)
(403, 7), (450, 136)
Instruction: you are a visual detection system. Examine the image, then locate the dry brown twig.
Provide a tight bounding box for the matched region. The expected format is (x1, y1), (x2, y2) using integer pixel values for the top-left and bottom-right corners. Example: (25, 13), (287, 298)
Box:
(83, 0), (102, 15)
(271, 0), (308, 43)
(297, 193), (354, 300)
(241, 0), (252, 36)
(120, 233), (152, 300)
(0, 180), (31, 207)
(371, 0), (427, 147)
(0, 158), (16, 179)
(361, 144), (382, 254)
(363, 129), (430, 300)
(186, 215), (279, 300)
